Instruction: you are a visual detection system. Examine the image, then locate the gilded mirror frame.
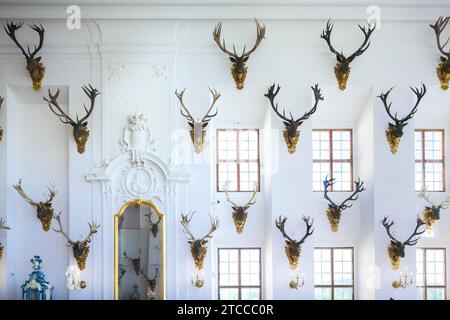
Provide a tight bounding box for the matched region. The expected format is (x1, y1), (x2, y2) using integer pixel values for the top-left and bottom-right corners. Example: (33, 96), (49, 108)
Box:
(114, 199), (166, 300)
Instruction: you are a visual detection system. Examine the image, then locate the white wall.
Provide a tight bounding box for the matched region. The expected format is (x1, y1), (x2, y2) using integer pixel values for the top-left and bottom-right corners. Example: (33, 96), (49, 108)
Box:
(0, 2), (450, 300)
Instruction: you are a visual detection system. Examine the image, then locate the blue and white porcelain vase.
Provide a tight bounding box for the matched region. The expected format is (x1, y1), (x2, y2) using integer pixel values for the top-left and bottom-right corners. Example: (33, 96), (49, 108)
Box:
(21, 256), (54, 300)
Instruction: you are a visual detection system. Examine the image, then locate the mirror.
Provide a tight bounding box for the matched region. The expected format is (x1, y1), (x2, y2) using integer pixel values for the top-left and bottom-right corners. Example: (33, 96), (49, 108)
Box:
(114, 199), (165, 300)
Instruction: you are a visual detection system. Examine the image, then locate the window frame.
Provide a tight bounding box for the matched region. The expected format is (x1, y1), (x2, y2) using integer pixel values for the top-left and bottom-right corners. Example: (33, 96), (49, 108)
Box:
(414, 129), (446, 192)
(312, 129), (354, 192)
(217, 247), (262, 300)
(314, 247), (355, 300)
(416, 247), (447, 300)
(216, 129), (261, 193)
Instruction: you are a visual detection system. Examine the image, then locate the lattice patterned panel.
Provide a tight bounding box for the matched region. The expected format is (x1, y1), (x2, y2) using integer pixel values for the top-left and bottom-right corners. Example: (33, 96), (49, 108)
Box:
(105, 63), (170, 160)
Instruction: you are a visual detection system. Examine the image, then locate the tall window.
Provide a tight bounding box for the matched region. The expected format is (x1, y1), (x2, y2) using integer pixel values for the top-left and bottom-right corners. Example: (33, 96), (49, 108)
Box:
(314, 247), (354, 300)
(217, 129), (260, 192)
(415, 129), (445, 192)
(313, 129), (353, 191)
(218, 248), (261, 300)
(416, 248), (447, 300)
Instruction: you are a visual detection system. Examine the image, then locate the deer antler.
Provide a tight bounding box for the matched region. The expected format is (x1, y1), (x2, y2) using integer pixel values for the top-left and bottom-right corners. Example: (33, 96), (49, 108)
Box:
(13, 179), (57, 206)
(201, 88), (221, 124)
(275, 216), (294, 243)
(212, 19), (265, 59)
(79, 220), (100, 246)
(145, 210), (161, 225)
(404, 217), (426, 246)
(296, 84), (323, 125)
(140, 267), (159, 282)
(323, 176), (337, 206)
(430, 16), (450, 58)
(381, 216), (398, 242)
(180, 211), (196, 241)
(340, 178), (366, 210)
(298, 216), (314, 245)
(78, 84), (100, 124)
(0, 218), (10, 230)
(243, 182), (258, 208)
(201, 215), (220, 241)
(44, 89), (76, 125)
(378, 84), (426, 126)
(4, 22), (45, 59)
(52, 213), (74, 246)
(224, 181), (238, 207)
(175, 88), (195, 123)
(320, 19), (346, 62)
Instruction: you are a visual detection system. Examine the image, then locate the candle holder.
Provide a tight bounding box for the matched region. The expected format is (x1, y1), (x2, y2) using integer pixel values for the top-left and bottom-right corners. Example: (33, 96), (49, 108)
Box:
(392, 267), (414, 289)
(191, 272), (205, 288)
(289, 272), (305, 290)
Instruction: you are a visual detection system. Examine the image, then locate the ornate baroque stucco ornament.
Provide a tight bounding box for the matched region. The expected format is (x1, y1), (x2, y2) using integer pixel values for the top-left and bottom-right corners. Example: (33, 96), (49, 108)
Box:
(381, 217), (426, 270)
(275, 215), (314, 270)
(13, 179), (57, 232)
(52, 213), (100, 270)
(323, 177), (366, 232)
(212, 19), (266, 90)
(418, 189), (450, 232)
(265, 84), (323, 154)
(4, 22), (45, 91)
(224, 181), (257, 234)
(44, 85), (100, 154)
(320, 19), (376, 90)
(378, 84), (426, 154)
(120, 113), (156, 164)
(175, 88), (221, 154)
(0, 218), (11, 261)
(0, 97), (4, 141)
(180, 212), (219, 271)
(430, 16), (450, 90)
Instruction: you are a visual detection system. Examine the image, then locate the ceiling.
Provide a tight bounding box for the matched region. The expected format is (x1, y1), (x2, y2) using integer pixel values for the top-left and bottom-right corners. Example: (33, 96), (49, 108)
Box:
(0, 0), (448, 7)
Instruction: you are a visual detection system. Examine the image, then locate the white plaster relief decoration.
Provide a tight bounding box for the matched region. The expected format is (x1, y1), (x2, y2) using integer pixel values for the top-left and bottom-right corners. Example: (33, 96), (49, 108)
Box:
(105, 63), (170, 161)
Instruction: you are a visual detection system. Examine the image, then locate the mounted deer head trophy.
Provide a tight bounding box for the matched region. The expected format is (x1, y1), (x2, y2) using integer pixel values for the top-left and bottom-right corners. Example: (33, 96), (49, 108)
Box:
(320, 19), (376, 90)
(44, 85), (100, 154)
(265, 84), (323, 154)
(381, 216), (426, 270)
(0, 218), (11, 261)
(175, 88), (220, 154)
(323, 177), (366, 232)
(140, 267), (159, 295)
(144, 210), (162, 238)
(52, 213), (100, 270)
(180, 212), (220, 271)
(4, 22), (45, 91)
(0, 97), (4, 141)
(378, 84), (426, 154)
(430, 16), (450, 90)
(418, 188), (450, 232)
(13, 179), (56, 232)
(124, 250), (141, 276)
(224, 181), (257, 234)
(275, 215), (314, 270)
(213, 19), (265, 89)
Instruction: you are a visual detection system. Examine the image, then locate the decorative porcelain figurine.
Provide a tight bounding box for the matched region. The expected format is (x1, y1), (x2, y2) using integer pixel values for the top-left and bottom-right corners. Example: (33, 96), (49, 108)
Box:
(66, 264), (86, 289)
(21, 256), (54, 300)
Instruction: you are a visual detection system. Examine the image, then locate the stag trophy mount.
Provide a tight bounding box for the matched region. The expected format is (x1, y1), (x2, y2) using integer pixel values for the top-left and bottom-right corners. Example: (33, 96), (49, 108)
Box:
(320, 19), (376, 90)
(430, 16), (450, 90)
(123, 250), (141, 276)
(180, 212), (220, 271)
(175, 88), (220, 154)
(418, 189), (450, 232)
(145, 210), (162, 238)
(381, 216), (426, 270)
(265, 84), (323, 154)
(378, 84), (426, 154)
(323, 177), (366, 232)
(44, 85), (100, 154)
(0, 97), (4, 141)
(13, 179), (57, 232)
(52, 213), (100, 270)
(213, 19), (266, 89)
(224, 181), (257, 234)
(140, 268), (159, 297)
(275, 215), (314, 270)
(4, 22), (45, 91)
(0, 218), (11, 261)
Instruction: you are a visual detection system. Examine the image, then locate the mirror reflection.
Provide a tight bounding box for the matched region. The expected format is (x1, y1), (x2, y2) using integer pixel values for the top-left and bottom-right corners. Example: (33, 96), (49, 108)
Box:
(115, 201), (164, 300)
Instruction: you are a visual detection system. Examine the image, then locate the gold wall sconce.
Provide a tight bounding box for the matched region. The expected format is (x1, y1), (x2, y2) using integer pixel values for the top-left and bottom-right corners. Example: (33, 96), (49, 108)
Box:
(289, 272), (305, 290)
(192, 271), (205, 288)
(392, 267), (414, 289)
